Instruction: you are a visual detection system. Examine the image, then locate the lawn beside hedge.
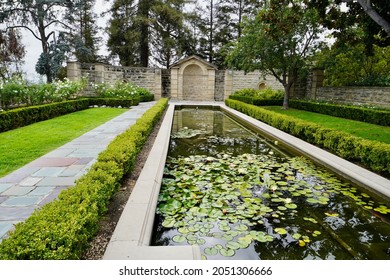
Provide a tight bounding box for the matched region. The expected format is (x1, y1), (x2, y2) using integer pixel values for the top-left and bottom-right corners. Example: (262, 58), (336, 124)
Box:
(289, 100), (390, 127)
(225, 99), (390, 177)
(0, 98), (168, 259)
(0, 97), (146, 133)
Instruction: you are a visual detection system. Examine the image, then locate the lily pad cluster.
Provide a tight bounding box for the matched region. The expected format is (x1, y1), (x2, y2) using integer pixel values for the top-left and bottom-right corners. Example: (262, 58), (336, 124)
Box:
(171, 127), (205, 139)
(155, 153), (390, 259)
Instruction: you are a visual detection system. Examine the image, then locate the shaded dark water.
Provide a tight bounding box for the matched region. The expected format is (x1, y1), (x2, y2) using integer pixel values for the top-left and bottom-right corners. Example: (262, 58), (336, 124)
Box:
(152, 108), (390, 260)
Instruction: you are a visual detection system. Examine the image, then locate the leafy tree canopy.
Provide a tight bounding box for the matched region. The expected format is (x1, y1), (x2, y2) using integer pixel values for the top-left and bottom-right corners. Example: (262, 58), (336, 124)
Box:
(227, 0), (324, 109)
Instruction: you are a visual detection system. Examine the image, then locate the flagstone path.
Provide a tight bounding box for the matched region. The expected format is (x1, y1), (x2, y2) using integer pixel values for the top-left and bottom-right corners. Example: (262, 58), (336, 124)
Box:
(0, 101), (156, 242)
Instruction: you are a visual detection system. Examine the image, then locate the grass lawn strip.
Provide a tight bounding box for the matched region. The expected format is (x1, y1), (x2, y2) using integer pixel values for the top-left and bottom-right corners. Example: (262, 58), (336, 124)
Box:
(0, 108), (127, 177)
(264, 106), (390, 144)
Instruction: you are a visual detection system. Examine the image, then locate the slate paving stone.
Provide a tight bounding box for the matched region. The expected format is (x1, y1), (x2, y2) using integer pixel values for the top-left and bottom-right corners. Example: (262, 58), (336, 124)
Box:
(1, 186), (35, 196)
(29, 186), (55, 196)
(0, 196), (7, 204)
(0, 184), (13, 193)
(44, 148), (75, 158)
(0, 173), (30, 184)
(73, 158), (94, 165)
(27, 157), (79, 167)
(0, 206), (36, 220)
(38, 186), (69, 206)
(2, 196), (43, 207)
(32, 167), (66, 177)
(19, 177), (43, 186)
(60, 165), (85, 177)
(36, 177), (75, 186)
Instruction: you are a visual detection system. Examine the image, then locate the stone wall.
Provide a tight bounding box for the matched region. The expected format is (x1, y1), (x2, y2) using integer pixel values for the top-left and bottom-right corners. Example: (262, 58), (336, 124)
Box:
(223, 70), (284, 98)
(316, 87), (390, 108)
(68, 62), (162, 99)
(215, 70), (225, 101)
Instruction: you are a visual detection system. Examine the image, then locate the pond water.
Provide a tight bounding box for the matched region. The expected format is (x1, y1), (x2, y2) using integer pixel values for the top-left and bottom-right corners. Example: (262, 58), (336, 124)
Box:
(151, 108), (390, 260)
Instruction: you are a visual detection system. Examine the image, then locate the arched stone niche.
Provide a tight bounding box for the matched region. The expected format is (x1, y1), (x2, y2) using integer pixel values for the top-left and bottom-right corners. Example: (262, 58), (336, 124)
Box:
(170, 55), (217, 101)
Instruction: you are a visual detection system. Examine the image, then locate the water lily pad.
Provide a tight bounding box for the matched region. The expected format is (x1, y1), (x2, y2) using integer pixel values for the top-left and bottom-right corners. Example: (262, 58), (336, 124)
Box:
(285, 203), (297, 209)
(226, 241), (241, 250)
(220, 248), (235, 257)
(275, 228), (287, 235)
(162, 218), (175, 228)
(178, 227), (189, 234)
(292, 233), (302, 240)
(204, 247), (218, 256)
(172, 235), (186, 243)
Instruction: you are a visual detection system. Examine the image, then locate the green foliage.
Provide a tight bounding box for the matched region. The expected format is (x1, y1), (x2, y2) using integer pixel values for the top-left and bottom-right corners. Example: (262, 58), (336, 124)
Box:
(0, 29), (25, 80)
(229, 87), (284, 106)
(232, 87), (284, 99)
(88, 98), (140, 108)
(0, 77), (87, 110)
(227, 1), (324, 108)
(289, 100), (390, 127)
(226, 99), (390, 176)
(316, 44), (390, 86)
(92, 81), (154, 101)
(0, 99), (90, 133)
(0, 98), (168, 259)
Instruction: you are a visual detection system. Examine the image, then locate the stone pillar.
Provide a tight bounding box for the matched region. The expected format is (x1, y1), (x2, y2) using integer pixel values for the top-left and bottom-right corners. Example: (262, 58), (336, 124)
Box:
(224, 70), (234, 99)
(207, 69), (216, 100)
(310, 68), (325, 100)
(154, 68), (162, 99)
(67, 61), (81, 81)
(170, 68), (179, 99)
(95, 63), (106, 84)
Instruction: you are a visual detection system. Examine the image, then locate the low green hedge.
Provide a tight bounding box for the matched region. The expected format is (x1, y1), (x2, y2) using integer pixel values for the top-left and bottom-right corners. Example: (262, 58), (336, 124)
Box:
(228, 95), (283, 106)
(289, 100), (390, 127)
(0, 99), (91, 133)
(88, 97), (140, 108)
(226, 99), (390, 176)
(0, 98), (168, 259)
(0, 97), (151, 133)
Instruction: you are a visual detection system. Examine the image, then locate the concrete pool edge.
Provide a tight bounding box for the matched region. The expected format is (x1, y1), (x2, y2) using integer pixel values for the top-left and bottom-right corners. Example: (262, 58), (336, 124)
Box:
(103, 101), (390, 260)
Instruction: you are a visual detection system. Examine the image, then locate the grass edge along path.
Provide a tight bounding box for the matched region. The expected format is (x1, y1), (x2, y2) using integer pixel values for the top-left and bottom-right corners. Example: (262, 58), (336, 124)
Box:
(264, 106), (390, 144)
(0, 108), (127, 177)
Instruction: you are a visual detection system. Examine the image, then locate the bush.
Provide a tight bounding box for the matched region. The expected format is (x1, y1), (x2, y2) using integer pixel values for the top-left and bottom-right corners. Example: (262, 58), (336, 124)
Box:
(0, 98), (168, 259)
(88, 97), (140, 108)
(93, 81), (154, 101)
(229, 95), (283, 106)
(0, 78), (87, 110)
(289, 100), (390, 127)
(232, 87), (284, 99)
(0, 99), (91, 133)
(226, 99), (390, 176)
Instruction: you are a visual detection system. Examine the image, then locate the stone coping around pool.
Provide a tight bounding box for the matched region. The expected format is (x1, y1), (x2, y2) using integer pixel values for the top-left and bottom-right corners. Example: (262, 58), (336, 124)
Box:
(103, 101), (390, 260)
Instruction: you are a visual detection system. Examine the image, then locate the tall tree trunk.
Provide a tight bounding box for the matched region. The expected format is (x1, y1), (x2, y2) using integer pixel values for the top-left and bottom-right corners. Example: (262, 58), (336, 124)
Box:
(138, 0), (151, 67)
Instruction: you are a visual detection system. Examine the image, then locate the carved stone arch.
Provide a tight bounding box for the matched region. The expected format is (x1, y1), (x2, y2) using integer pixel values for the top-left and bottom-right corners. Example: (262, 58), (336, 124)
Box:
(170, 55), (217, 100)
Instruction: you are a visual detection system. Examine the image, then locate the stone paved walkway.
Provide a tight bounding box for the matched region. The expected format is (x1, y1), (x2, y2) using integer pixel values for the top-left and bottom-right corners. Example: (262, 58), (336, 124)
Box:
(0, 101), (156, 242)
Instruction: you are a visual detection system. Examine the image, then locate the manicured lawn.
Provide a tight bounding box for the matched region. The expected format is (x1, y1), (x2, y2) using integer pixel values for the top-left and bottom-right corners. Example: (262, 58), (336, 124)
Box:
(263, 106), (390, 144)
(0, 108), (127, 177)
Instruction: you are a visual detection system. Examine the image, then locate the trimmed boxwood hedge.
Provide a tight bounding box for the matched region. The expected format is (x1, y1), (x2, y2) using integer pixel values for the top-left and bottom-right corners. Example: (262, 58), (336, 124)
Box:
(0, 98), (168, 259)
(0, 99), (90, 133)
(289, 100), (390, 127)
(0, 97), (152, 133)
(228, 95), (283, 106)
(226, 99), (390, 176)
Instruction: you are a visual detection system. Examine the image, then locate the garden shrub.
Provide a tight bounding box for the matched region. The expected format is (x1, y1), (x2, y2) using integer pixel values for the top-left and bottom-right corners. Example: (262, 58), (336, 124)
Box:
(289, 100), (390, 127)
(0, 99), (91, 133)
(0, 98), (168, 259)
(88, 97), (140, 108)
(93, 81), (154, 101)
(229, 87), (284, 106)
(226, 99), (390, 176)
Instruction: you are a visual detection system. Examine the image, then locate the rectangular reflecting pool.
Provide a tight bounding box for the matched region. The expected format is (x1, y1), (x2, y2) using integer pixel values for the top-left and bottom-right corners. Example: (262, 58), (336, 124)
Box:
(151, 107), (390, 260)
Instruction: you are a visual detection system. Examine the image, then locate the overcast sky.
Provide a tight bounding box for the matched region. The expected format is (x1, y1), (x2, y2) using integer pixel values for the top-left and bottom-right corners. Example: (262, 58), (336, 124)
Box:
(22, 0), (112, 82)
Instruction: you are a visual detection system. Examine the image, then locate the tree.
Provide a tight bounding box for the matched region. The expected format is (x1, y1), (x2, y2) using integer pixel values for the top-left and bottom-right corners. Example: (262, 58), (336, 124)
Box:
(0, 29), (26, 79)
(107, 0), (141, 66)
(107, 0), (154, 67)
(0, 0), (73, 82)
(341, 0), (390, 35)
(150, 0), (189, 68)
(35, 32), (70, 80)
(65, 0), (101, 63)
(305, 0), (390, 54)
(227, 0), (324, 109)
